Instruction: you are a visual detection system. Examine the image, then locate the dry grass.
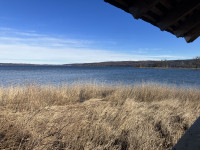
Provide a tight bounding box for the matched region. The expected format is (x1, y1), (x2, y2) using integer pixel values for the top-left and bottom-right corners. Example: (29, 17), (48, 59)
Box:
(0, 83), (200, 150)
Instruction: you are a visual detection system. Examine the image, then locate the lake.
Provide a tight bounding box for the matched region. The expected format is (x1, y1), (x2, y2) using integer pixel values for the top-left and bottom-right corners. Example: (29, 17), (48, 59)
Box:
(0, 65), (200, 88)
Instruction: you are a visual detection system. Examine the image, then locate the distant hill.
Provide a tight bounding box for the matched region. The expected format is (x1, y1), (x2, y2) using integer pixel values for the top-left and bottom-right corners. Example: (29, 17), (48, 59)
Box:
(1, 57), (200, 69)
(68, 58), (200, 69)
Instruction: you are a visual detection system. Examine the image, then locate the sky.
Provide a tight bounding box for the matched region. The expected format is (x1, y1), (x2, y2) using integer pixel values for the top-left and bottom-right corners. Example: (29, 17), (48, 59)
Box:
(0, 0), (199, 64)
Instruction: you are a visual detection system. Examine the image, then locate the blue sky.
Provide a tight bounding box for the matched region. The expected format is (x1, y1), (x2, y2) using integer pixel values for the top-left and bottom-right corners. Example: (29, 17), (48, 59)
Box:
(0, 0), (199, 64)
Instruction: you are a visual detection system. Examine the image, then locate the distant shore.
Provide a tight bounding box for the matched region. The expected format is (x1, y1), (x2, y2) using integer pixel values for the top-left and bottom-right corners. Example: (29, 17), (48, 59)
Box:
(1, 58), (200, 69)
(134, 66), (200, 69)
(68, 58), (200, 69)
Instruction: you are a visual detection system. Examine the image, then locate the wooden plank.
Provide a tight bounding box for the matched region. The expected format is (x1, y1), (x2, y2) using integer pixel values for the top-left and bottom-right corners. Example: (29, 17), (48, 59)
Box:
(159, 0), (174, 9)
(157, 0), (200, 31)
(184, 25), (200, 43)
(142, 13), (157, 22)
(128, 0), (160, 19)
(105, 0), (200, 43)
(151, 7), (164, 17)
(172, 116), (200, 150)
(174, 12), (200, 37)
(184, 34), (200, 43)
(115, 0), (128, 7)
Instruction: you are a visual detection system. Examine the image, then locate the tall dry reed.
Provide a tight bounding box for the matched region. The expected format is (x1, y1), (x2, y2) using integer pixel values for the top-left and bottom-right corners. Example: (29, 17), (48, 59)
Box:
(0, 83), (200, 149)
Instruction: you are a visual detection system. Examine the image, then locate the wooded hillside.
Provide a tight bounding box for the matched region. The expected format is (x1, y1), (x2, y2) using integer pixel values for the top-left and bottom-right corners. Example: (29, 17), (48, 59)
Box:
(70, 57), (200, 69)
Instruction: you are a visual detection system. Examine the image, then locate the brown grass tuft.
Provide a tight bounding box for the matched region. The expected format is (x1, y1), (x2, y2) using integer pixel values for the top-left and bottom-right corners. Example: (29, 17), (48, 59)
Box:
(0, 83), (200, 150)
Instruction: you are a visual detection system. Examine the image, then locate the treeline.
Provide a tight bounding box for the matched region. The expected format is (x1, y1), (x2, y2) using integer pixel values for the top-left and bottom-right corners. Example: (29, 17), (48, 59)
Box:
(70, 57), (200, 69)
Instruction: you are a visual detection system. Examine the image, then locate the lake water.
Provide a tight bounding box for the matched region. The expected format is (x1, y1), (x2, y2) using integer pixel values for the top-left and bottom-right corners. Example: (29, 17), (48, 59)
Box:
(0, 65), (200, 88)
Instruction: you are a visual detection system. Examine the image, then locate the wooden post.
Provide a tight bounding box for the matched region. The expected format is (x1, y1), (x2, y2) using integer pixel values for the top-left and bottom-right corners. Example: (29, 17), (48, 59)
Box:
(172, 116), (200, 150)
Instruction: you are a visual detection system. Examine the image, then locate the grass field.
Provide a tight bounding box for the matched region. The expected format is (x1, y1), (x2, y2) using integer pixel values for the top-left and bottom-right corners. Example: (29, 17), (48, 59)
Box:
(0, 83), (200, 150)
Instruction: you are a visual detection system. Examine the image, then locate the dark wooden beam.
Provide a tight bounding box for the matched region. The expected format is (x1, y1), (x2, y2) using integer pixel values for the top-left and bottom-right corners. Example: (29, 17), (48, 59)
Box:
(184, 24), (200, 43)
(151, 7), (164, 16)
(128, 0), (160, 19)
(104, 0), (129, 12)
(157, 0), (200, 31)
(115, 0), (128, 7)
(105, 0), (200, 43)
(174, 12), (200, 37)
(142, 13), (157, 22)
(159, 0), (174, 9)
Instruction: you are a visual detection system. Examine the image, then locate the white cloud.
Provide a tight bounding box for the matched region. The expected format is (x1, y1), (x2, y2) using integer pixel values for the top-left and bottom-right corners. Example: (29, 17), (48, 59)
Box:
(0, 43), (182, 64)
(0, 27), (92, 48)
(0, 28), (183, 64)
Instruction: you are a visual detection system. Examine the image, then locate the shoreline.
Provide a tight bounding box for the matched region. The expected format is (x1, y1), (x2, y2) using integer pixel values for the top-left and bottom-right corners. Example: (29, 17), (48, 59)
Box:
(1, 63), (200, 70)
(134, 66), (200, 69)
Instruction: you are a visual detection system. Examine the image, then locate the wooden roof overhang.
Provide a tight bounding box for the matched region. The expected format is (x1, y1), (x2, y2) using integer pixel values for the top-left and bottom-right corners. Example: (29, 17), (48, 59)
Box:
(104, 0), (200, 43)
